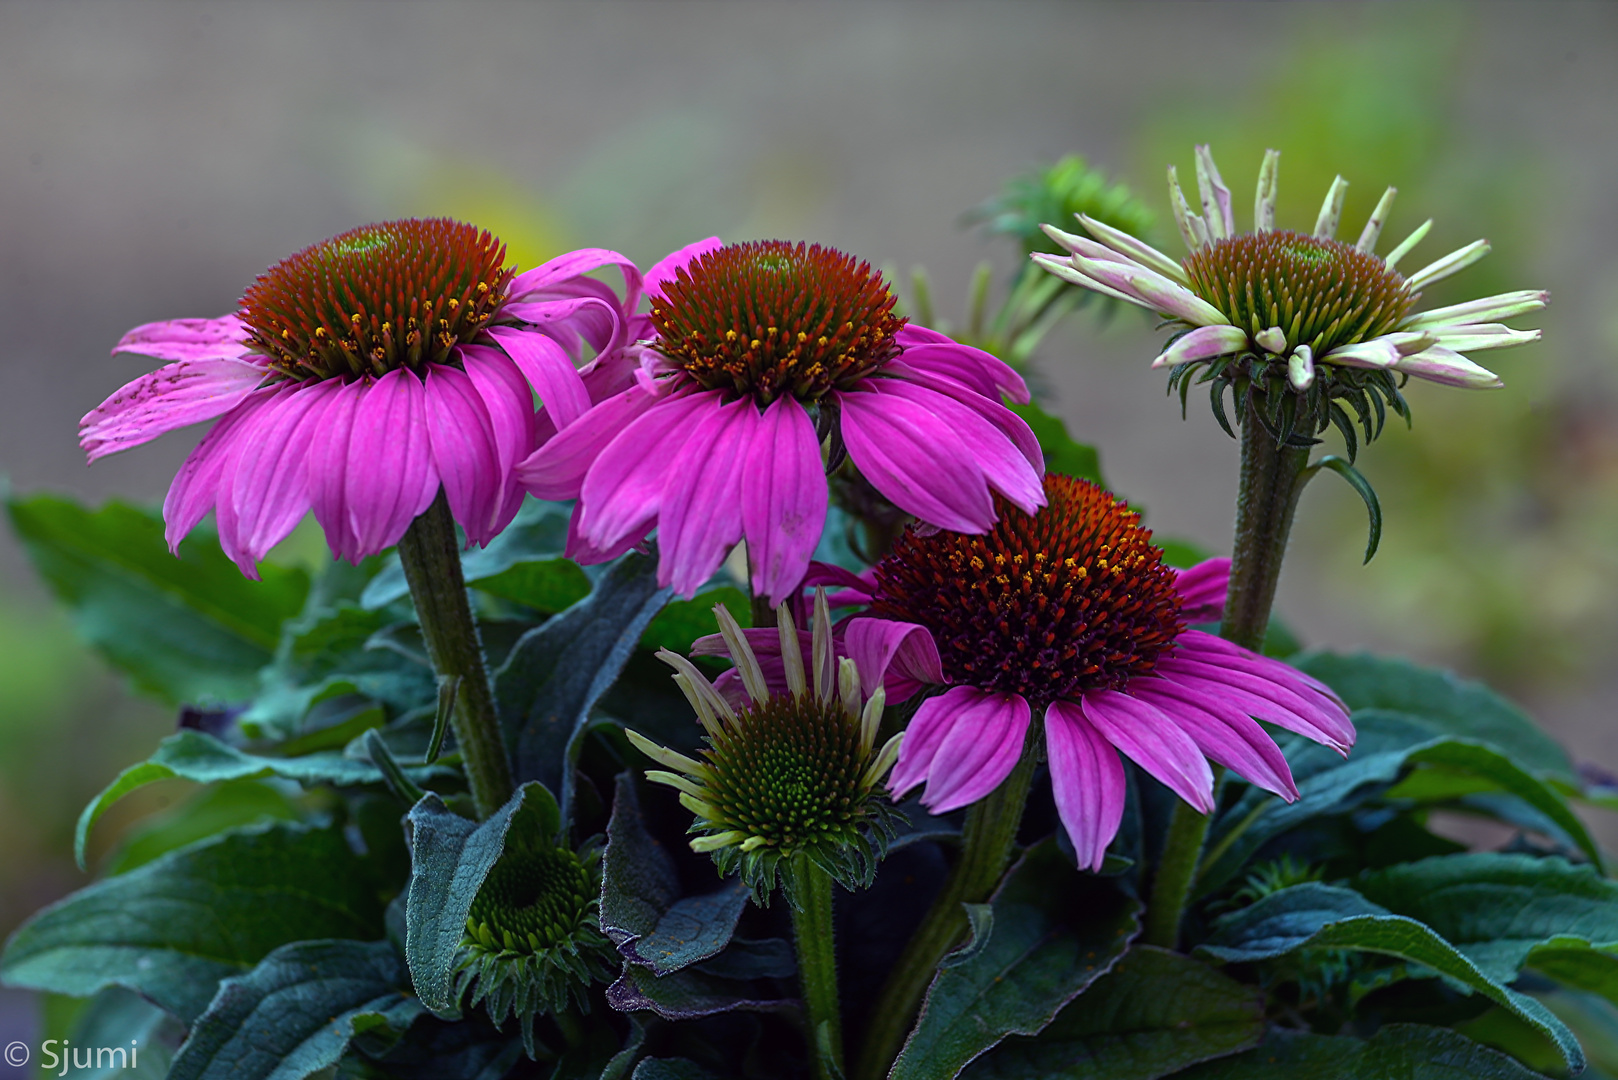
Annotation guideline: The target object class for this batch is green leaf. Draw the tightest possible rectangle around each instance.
[1357,853,1618,983]
[1198,884,1584,1072]
[495,550,669,823]
[1385,743,1603,868]
[1,821,384,1022]
[6,494,308,703]
[629,878,752,976]
[1291,652,1576,783]
[1313,455,1381,563]
[1172,1024,1555,1079]
[75,729,450,868]
[103,779,300,875]
[360,498,575,610]
[52,987,186,1079]
[168,940,422,1080]
[402,781,557,1017]
[633,1059,718,1080]
[1009,400,1104,484]
[962,946,1263,1079]
[890,839,1143,1080]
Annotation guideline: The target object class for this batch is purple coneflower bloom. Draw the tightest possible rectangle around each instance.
[1033,145,1546,392]
[516,239,1046,605]
[845,474,1355,870]
[80,219,642,576]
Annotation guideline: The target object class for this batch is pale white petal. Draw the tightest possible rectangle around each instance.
[1254,149,1281,232]
[1321,339,1401,370]
[1313,176,1349,239]
[1151,324,1250,369]
[1068,251,1227,326]
[1406,239,1491,290]
[1288,345,1316,390]
[1383,219,1432,271]
[1076,214,1190,284]
[1393,345,1502,388]
[1194,145,1235,241]
[1423,324,1542,352]
[1254,326,1288,353]
[1402,289,1549,330]
[1167,165,1209,251]
[1356,187,1398,253]
[1030,253,1147,307]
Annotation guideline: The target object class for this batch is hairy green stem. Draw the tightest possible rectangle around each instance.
[1144,390,1312,947]
[397,490,515,819]
[787,855,843,1080]
[854,732,1039,1080]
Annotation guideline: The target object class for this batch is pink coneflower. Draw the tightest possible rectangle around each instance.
[516,240,1046,606]
[80,219,642,576]
[845,474,1354,870]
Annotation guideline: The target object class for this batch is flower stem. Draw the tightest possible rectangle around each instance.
[854,732,1039,1080]
[397,490,515,819]
[787,854,843,1080]
[1144,390,1311,948]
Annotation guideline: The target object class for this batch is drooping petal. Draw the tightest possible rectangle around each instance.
[879,360,1042,470]
[742,395,827,606]
[575,389,718,552]
[1155,638,1354,753]
[657,397,751,597]
[836,386,996,533]
[1081,689,1215,813]
[1173,631,1348,715]
[461,344,540,537]
[226,378,339,562]
[1151,325,1251,370]
[1043,698,1127,871]
[517,384,662,501]
[508,248,643,309]
[844,617,945,704]
[923,690,1031,813]
[645,237,724,298]
[80,357,268,462]
[1174,557,1230,622]
[1032,253,1146,307]
[888,687,976,800]
[341,369,438,556]
[423,364,504,546]
[1065,250,1228,327]
[306,378,369,564]
[892,332,1031,404]
[1130,679,1298,800]
[161,385,280,553]
[866,378,1045,515]
[112,316,250,364]
[483,327,592,428]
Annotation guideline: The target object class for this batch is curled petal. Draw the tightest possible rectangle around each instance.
[1076,214,1189,284]
[483,327,592,428]
[893,330,1031,403]
[1066,251,1227,326]
[1151,325,1251,370]
[645,237,725,298]
[1402,289,1549,330]
[1406,239,1491,291]
[1194,144,1234,241]
[1356,186,1398,254]
[1313,176,1349,240]
[1031,253,1145,306]
[844,617,944,703]
[1174,557,1230,622]
[508,247,643,310]
[1044,699,1127,871]
[81,357,267,463]
[1392,346,1502,389]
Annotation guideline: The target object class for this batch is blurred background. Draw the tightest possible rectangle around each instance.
[1,0,1615,1055]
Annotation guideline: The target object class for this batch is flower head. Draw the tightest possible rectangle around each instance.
[517,238,1046,605]
[80,219,644,576]
[456,814,616,1055]
[1033,146,1547,449]
[627,594,903,903]
[848,474,1355,870]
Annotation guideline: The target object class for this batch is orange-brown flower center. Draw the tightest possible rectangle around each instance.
[869,475,1184,705]
[239,218,512,382]
[650,240,906,405]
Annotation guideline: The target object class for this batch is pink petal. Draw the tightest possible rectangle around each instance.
[226,379,339,562]
[1130,679,1297,800]
[80,357,267,462]
[742,396,827,606]
[517,384,662,501]
[461,345,540,537]
[1151,325,1251,369]
[893,333,1031,404]
[340,370,439,557]
[112,315,250,364]
[575,389,717,552]
[867,378,1045,514]
[1173,631,1346,712]
[508,248,643,311]
[881,361,1044,472]
[307,379,370,563]
[889,686,978,799]
[161,386,280,553]
[923,690,1031,812]
[1174,558,1230,622]
[805,562,877,606]
[564,501,646,566]
[483,327,592,429]
[1043,698,1127,871]
[836,386,997,533]
[657,397,752,596]
[423,364,503,546]
[1081,689,1215,813]
[844,618,945,703]
[644,237,724,298]
[499,295,623,359]
[1156,653,1353,751]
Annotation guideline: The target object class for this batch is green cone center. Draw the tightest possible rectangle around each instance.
[466,845,591,955]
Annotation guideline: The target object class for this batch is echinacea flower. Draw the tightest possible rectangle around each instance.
[845,474,1354,870]
[517,239,1046,605]
[80,218,643,576]
[1033,145,1546,446]
[626,594,903,902]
